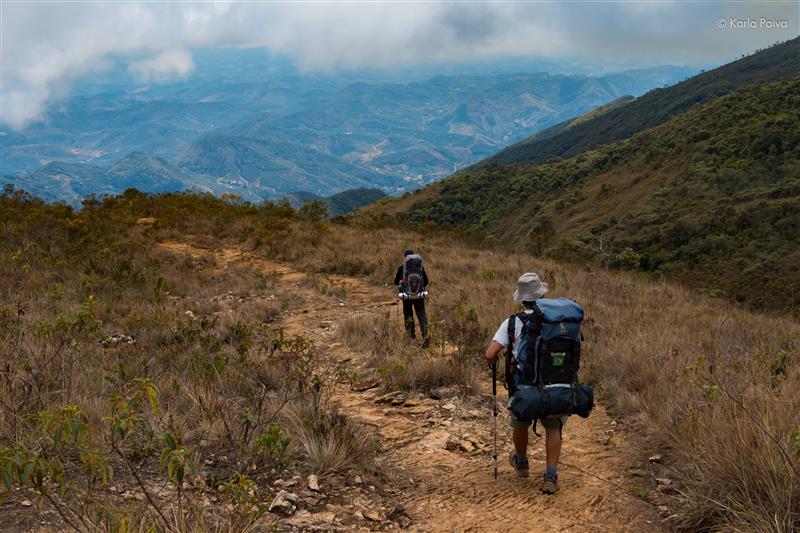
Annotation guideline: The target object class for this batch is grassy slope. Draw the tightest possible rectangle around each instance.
[477,37,800,168]
[380,78,800,311]
[2,191,798,530]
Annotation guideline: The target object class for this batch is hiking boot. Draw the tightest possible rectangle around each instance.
[541,473,559,494]
[421,336,430,348]
[508,451,529,478]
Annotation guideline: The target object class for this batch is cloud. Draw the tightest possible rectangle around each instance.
[129,50,194,82]
[1,1,797,129]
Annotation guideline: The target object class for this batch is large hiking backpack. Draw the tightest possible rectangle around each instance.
[504,297,593,420]
[399,254,427,300]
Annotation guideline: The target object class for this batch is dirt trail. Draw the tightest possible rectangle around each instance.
[159,242,667,533]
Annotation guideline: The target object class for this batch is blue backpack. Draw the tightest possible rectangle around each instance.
[504,298,592,427]
[505,297,584,392]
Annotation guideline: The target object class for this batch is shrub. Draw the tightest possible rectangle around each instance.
[607,247,641,270]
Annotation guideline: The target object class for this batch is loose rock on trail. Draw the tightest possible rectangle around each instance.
[159,242,669,532]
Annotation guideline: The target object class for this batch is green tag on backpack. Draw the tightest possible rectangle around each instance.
[551,352,566,367]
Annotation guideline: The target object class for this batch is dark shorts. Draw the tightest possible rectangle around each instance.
[507,401,568,430]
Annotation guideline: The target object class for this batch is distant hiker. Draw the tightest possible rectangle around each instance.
[394,249,430,346]
[484,273,591,494]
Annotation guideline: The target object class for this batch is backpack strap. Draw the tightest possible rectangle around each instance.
[504,314,518,395]
[529,302,548,390]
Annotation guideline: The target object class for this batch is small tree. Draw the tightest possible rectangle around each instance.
[298,200,329,222]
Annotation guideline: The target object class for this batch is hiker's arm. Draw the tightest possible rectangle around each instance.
[394,267,402,286]
[484,341,504,365]
[422,268,429,287]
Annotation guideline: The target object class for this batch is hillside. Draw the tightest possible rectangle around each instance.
[477,37,800,168]
[177,133,388,196]
[1,190,797,531]
[283,188,387,215]
[231,71,677,192]
[380,77,800,311]
[325,187,387,216]
[515,95,635,145]
[3,161,119,201]
[108,152,197,193]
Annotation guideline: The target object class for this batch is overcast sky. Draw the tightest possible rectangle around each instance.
[1,1,798,130]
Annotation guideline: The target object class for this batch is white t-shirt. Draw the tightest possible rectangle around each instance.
[492,309,535,362]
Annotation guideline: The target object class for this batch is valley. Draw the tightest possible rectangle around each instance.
[2,53,693,203]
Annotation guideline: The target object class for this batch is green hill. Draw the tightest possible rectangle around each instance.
[178,133,386,196]
[1,161,118,202]
[325,188,387,216]
[283,188,387,215]
[383,77,800,311]
[1,153,224,203]
[476,38,799,168]
[107,152,191,193]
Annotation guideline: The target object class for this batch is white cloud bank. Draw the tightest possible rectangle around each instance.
[1,1,797,129]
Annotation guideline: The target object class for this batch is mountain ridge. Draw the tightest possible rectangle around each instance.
[474,37,800,169]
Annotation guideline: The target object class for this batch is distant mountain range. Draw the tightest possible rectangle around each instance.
[374,38,800,311]
[1,52,694,203]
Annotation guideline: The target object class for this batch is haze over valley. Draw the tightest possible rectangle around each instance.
[2,50,695,203]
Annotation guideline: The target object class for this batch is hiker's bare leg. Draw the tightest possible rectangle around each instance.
[513,426,528,457]
[545,426,561,466]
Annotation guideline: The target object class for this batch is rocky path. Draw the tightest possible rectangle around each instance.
[159,242,670,533]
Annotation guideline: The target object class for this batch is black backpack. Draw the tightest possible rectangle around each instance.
[401,254,426,299]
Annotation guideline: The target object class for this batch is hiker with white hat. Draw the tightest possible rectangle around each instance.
[484,272,576,494]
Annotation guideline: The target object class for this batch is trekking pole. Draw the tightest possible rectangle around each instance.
[491,361,498,480]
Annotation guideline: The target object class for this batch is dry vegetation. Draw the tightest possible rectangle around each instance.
[1,188,799,532]
[274,212,800,532]
[0,190,378,531]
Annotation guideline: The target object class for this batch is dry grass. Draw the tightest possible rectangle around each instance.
[272,220,800,532]
[283,403,378,475]
[0,195,377,531]
[337,310,481,394]
[2,192,798,531]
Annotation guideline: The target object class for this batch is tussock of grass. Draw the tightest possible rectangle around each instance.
[284,404,377,475]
